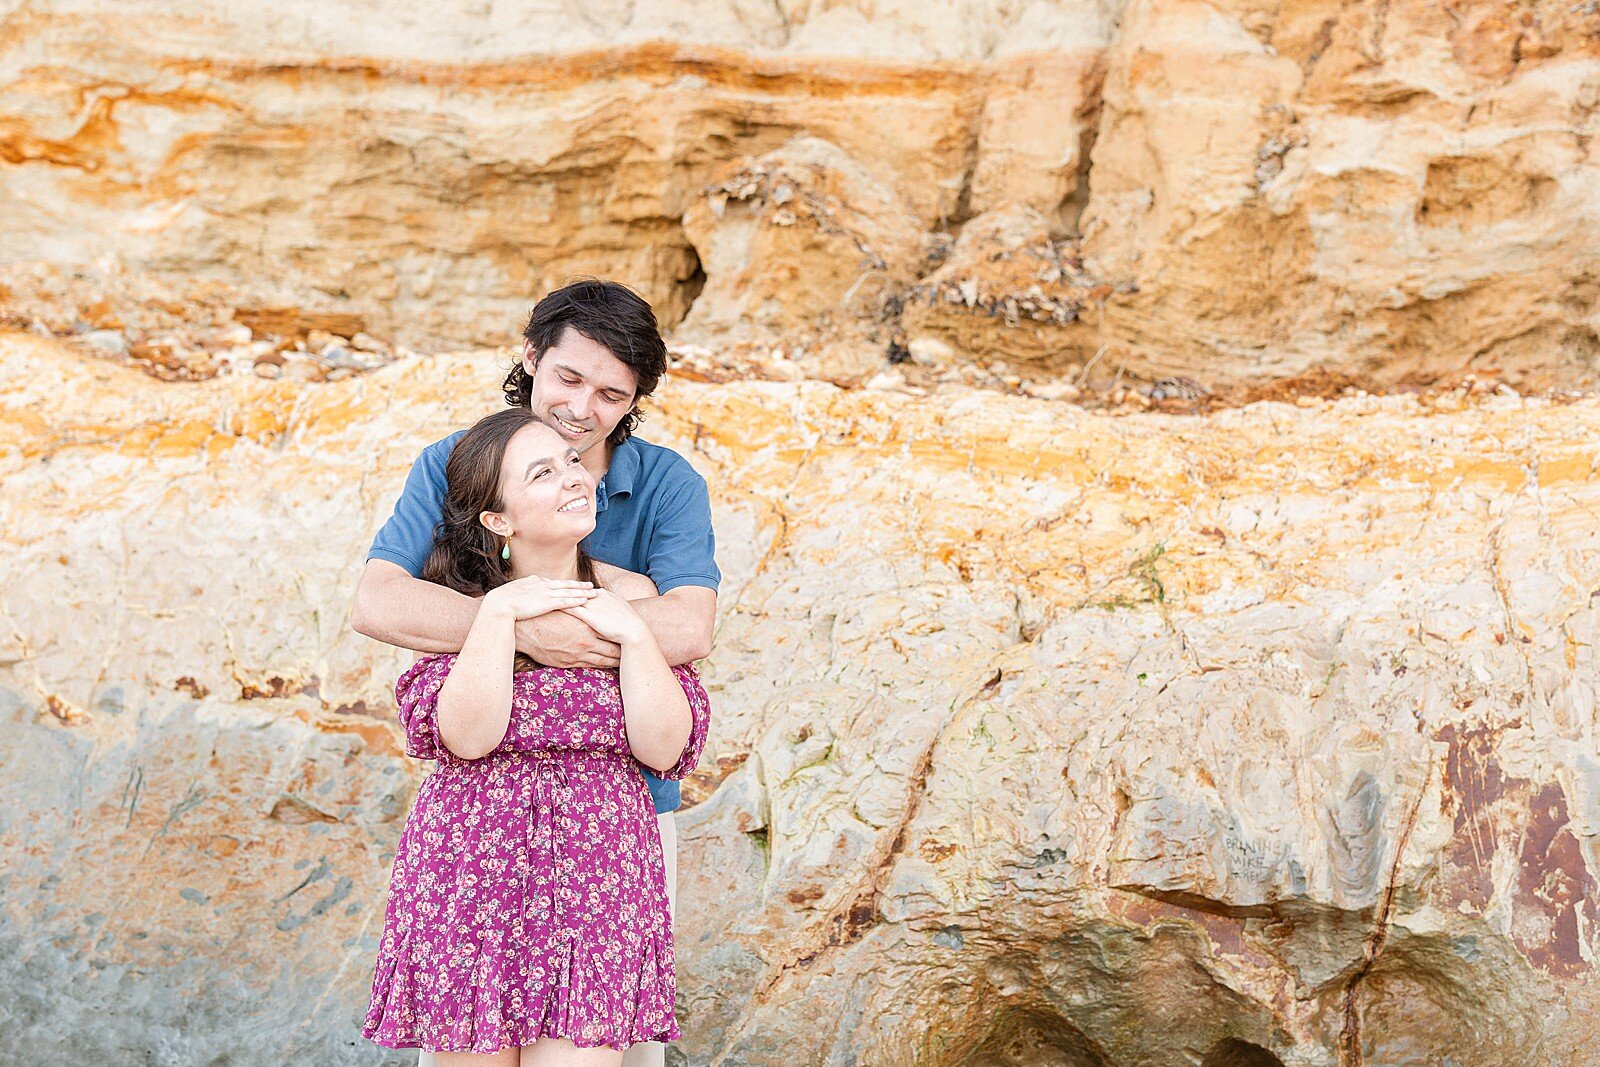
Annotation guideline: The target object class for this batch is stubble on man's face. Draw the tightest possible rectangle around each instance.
[522,328,639,463]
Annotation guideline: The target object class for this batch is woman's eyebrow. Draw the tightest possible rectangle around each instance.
[521,456,556,480]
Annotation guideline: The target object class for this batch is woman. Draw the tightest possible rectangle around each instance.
[363,408,710,1064]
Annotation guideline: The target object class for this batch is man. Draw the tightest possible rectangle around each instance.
[351,279,719,1066]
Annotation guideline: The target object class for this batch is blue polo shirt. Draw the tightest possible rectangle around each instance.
[368,431,720,813]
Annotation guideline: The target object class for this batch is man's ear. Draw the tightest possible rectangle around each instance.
[521,341,539,375]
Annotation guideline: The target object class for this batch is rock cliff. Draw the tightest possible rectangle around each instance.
[5,1,1600,1064]
[2,333,1596,1064]
[4,0,1599,389]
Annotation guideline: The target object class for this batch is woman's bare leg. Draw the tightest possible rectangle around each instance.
[519,1039,624,1066]
[435,1050,519,1067]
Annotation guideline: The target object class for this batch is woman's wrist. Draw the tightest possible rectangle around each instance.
[615,622,656,652]
[476,589,518,624]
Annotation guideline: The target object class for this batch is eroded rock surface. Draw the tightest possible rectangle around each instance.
[6,1,1600,1061]
[1080,0,1600,391]
[2,332,1596,1064]
[5,0,1599,390]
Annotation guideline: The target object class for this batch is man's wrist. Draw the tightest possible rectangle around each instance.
[512,615,548,656]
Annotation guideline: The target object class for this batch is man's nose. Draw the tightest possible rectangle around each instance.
[566,391,594,420]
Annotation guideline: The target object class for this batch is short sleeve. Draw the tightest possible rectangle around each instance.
[394,653,458,760]
[368,435,457,577]
[656,663,712,781]
[646,466,721,594]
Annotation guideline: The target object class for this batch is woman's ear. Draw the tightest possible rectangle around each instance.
[480,510,512,538]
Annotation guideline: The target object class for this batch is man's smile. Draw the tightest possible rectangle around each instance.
[552,413,590,437]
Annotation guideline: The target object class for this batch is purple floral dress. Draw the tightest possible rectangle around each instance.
[363,654,711,1053]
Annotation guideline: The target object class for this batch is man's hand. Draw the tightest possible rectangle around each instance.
[515,610,622,669]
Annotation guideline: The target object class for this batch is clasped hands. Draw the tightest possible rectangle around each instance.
[482,574,644,669]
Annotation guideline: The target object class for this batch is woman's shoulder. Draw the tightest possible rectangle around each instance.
[397,651,456,689]
[591,560,657,599]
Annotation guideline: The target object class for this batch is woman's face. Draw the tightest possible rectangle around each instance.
[483,421,597,545]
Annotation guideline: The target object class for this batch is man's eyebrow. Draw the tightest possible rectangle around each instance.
[552,362,632,396]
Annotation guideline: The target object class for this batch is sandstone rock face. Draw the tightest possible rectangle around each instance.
[0,1,1102,355]
[7,1,1596,389]
[1081,0,1600,390]
[677,135,926,384]
[3,332,1597,1064]
[6,0,1600,1063]
[902,206,1100,374]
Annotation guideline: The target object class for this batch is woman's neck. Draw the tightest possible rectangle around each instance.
[508,542,583,582]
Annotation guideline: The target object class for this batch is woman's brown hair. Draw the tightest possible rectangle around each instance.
[422,409,596,669]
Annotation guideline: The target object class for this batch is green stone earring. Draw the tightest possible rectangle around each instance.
[501,542,511,561]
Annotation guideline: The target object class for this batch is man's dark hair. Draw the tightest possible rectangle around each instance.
[502,278,668,446]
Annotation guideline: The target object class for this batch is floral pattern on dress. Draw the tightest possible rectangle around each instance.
[363,655,711,1053]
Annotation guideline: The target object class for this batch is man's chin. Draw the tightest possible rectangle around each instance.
[540,414,602,447]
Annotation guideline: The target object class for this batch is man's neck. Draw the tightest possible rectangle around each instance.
[580,439,613,483]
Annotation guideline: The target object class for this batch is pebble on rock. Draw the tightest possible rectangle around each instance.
[218,323,252,346]
[1025,381,1082,402]
[82,329,129,357]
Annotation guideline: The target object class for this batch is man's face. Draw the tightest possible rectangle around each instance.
[523,327,639,458]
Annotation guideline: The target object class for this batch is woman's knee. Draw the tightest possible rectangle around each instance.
[519,1037,624,1067]
[434,1048,520,1067]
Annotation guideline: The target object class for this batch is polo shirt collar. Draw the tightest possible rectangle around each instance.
[594,437,641,514]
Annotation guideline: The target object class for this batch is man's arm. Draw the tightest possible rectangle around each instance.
[351,559,478,654]
[352,559,624,668]
[628,455,721,666]
[627,585,716,666]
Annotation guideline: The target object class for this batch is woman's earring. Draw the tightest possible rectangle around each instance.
[501,542,511,561]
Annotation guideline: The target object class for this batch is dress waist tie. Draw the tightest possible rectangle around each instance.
[527,756,576,983]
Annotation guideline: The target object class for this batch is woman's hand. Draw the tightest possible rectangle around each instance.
[483,575,597,621]
[563,588,651,648]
